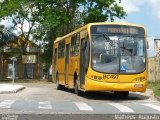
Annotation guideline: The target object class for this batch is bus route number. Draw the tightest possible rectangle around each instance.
[103,74,119,79]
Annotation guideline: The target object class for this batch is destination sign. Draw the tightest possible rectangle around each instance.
[91,25,145,36]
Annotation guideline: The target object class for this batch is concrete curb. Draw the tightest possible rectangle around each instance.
[0,84,25,94]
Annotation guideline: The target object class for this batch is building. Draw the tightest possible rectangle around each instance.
[154,39,160,81]
[148,39,160,82]
[0,36,43,80]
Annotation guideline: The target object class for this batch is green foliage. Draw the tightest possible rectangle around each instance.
[82,0,126,23]
[0,25,16,47]
[33,0,126,70]
[0,0,42,54]
[148,81,160,97]
[0,0,126,72]
[0,0,20,18]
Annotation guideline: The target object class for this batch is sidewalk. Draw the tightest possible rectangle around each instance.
[136,89,154,97]
[0,84,25,94]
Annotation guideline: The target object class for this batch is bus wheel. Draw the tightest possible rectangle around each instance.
[114,91,129,97]
[56,74,63,90]
[74,80,82,96]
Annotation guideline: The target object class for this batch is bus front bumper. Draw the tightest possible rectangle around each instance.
[85,79,147,92]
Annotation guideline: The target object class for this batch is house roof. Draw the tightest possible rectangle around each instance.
[4,35,39,48]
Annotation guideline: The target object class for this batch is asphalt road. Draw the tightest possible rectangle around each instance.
[0,81,160,120]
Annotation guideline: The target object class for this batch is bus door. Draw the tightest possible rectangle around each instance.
[80,40,85,87]
[54,48,57,81]
[65,44,70,86]
[80,39,90,87]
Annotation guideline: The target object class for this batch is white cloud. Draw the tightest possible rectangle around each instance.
[0,19,13,27]
[119,0,160,20]
[149,0,160,19]
[119,0,146,14]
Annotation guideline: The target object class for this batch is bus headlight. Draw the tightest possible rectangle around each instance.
[132,77,146,82]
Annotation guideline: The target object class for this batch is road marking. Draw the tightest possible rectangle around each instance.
[74,102,93,111]
[38,101,52,110]
[141,103,160,112]
[0,100,15,108]
[107,103,134,113]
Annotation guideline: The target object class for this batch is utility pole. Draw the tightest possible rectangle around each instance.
[10,57,17,86]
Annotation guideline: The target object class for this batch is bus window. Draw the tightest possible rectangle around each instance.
[58,40,65,58]
[91,35,119,73]
[71,33,80,56]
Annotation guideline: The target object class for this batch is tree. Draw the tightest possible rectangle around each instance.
[0,0,20,18]
[0,0,41,78]
[33,0,126,71]
[0,0,40,53]
[0,25,16,47]
[34,0,126,35]
[0,0,126,78]
[0,25,17,79]
[82,0,126,24]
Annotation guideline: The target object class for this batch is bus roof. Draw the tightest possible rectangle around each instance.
[54,22,146,43]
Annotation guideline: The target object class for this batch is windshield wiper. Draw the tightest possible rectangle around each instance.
[102,33,113,46]
[94,33,113,46]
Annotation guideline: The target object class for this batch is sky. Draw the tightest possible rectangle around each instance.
[0,0,159,57]
[116,0,160,57]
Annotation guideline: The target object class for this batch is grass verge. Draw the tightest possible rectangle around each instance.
[148,81,160,97]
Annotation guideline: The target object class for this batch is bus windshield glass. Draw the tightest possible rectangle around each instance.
[90,25,146,74]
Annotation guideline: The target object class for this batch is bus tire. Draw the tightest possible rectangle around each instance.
[74,80,83,96]
[56,73,63,90]
[114,91,129,97]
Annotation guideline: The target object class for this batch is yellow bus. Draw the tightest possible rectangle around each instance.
[53,22,148,96]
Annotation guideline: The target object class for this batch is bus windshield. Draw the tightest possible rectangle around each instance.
[91,34,146,74]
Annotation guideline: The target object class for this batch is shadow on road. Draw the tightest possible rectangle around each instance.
[81,91,149,101]
[59,88,149,101]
